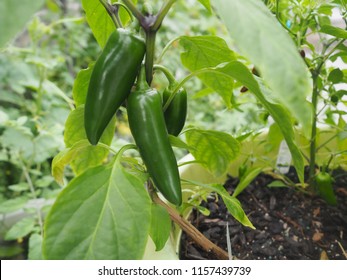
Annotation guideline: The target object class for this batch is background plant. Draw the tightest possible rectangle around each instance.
[262,0,347,200]
[0,0,99,259]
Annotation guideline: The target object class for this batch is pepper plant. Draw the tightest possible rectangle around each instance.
[41,0,346,260]
[260,0,347,204]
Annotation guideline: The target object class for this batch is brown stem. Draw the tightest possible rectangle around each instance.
[152,193,229,260]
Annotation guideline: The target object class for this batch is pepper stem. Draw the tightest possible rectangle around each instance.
[113,2,134,22]
[136,65,150,91]
[145,31,156,85]
[153,64,177,86]
[122,0,145,22]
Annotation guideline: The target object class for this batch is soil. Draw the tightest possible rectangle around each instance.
[180,167,347,260]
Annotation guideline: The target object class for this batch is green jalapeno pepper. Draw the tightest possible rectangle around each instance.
[127,68,182,205]
[85,29,146,145]
[162,86,187,136]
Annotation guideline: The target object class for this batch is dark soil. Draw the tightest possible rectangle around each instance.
[180,167,347,260]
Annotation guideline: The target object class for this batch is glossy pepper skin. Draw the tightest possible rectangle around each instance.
[127,72,182,206]
[162,87,187,136]
[84,29,145,145]
[315,172,337,206]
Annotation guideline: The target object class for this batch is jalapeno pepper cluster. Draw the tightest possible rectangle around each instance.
[84,30,186,205]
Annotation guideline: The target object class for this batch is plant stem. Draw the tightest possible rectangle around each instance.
[97,142,122,155]
[308,73,319,184]
[152,0,177,31]
[122,0,144,22]
[308,38,346,184]
[316,133,338,152]
[158,36,181,62]
[123,1,177,85]
[19,159,44,236]
[153,64,177,86]
[113,2,134,22]
[178,160,200,167]
[152,193,229,260]
[276,0,295,36]
[145,31,156,84]
[99,0,121,28]
[163,67,214,111]
[36,67,45,116]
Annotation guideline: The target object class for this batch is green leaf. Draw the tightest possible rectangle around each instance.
[8,183,30,192]
[0,245,24,258]
[0,126,34,160]
[203,183,254,229]
[149,204,171,252]
[195,205,210,216]
[35,176,54,188]
[0,110,9,124]
[0,0,45,48]
[169,135,190,150]
[81,0,115,48]
[52,140,90,185]
[186,129,240,176]
[33,133,61,163]
[180,36,235,107]
[266,123,284,152]
[197,0,212,12]
[317,4,334,16]
[28,233,43,260]
[321,25,347,39]
[72,64,94,107]
[328,68,344,84]
[43,161,151,259]
[267,181,288,188]
[213,61,305,183]
[5,217,36,241]
[64,105,115,175]
[233,167,263,197]
[214,0,313,131]
[0,197,28,214]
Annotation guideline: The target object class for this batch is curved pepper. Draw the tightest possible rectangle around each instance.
[162,86,187,136]
[127,69,182,205]
[84,29,145,145]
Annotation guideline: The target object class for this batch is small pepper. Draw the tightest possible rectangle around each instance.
[315,172,337,206]
[154,65,187,136]
[162,86,187,136]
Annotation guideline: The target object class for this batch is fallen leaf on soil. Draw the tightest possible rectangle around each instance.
[336,188,347,196]
[204,218,221,223]
[313,221,322,228]
[313,232,324,242]
[313,208,320,217]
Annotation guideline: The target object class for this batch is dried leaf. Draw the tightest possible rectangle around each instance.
[313,208,320,218]
[337,188,347,196]
[313,221,323,228]
[204,218,222,224]
[313,232,324,242]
